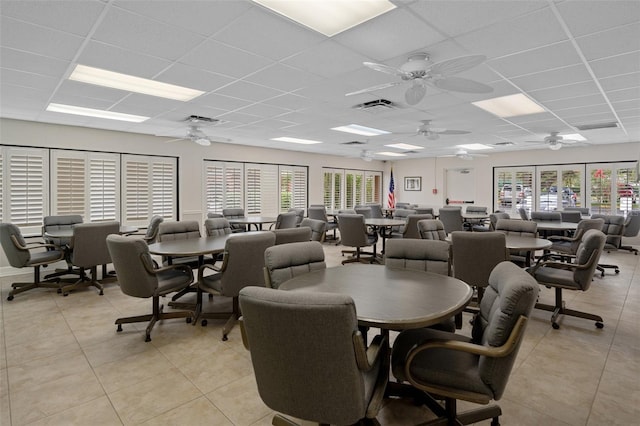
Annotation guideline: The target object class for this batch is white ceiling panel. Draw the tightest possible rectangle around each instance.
[1,0,638,159]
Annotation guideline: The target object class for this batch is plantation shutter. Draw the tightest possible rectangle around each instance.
[89,155,119,221]
[6,147,48,233]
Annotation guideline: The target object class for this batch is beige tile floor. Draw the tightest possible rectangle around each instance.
[1,239,639,425]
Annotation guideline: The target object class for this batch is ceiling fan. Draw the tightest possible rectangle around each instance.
[402,119,471,140]
[345,53,493,105]
[163,116,231,146]
[526,132,581,150]
[440,149,488,160]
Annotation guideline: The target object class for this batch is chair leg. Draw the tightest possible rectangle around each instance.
[60,266,105,296]
[620,244,638,255]
[199,295,240,341]
[597,263,620,276]
[535,287,604,329]
[115,295,192,342]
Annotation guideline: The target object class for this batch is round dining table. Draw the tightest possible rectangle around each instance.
[280,264,472,331]
[43,224,139,239]
[227,216,277,230]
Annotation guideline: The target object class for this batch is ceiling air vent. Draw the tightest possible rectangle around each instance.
[353,99,396,113]
[186,115,219,124]
[575,121,618,131]
[493,141,514,146]
[341,141,367,145]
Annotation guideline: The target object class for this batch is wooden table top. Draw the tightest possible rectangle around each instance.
[534,221,579,231]
[227,216,277,225]
[280,264,472,330]
[364,218,407,227]
[44,225,139,239]
[148,235,230,257]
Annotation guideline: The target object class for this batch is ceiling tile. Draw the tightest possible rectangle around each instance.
[589,51,640,79]
[600,72,640,92]
[488,41,582,78]
[0,16,85,60]
[510,64,592,92]
[556,0,640,38]
[0,68,59,92]
[1,47,70,79]
[190,92,252,112]
[180,40,274,79]
[156,64,234,92]
[215,80,284,103]
[606,86,640,103]
[76,41,173,78]
[576,22,640,61]
[542,93,609,111]
[244,63,323,93]
[283,40,370,79]
[528,80,600,102]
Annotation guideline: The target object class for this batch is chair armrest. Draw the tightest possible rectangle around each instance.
[239,317,250,350]
[197,262,222,281]
[141,253,192,277]
[11,236,57,252]
[548,235,574,242]
[353,332,387,372]
[405,316,528,374]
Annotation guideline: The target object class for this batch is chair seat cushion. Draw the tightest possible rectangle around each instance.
[391,328,492,396]
[156,268,193,296]
[199,272,223,294]
[28,249,64,266]
[528,266,579,290]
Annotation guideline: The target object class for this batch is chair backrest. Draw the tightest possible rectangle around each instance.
[70,221,120,268]
[42,214,84,246]
[414,207,434,216]
[418,219,447,240]
[572,229,606,290]
[366,204,384,218]
[489,212,510,231]
[204,218,232,237]
[275,211,299,229]
[218,231,276,297]
[239,286,375,425]
[403,214,434,238]
[264,241,326,288]
[337,214,370,247]
[590,214,625,248]
[624,211,640,237]
[354,206,372,218]
[300,218,326,242]
[560,211,582,223]
[307,206,328,222]
[471,261,539,399]
[466,206,488,214]
[518,208,530,221]
[392,208,417,233]
[144,215,164,243]
[0,223,30,267]
[531,211,562,222]
[561,218,605,254]
[451,231,509,289]
[384,239,450,275]
[222,208,245,219]
[207,212,224,218]
[287,208,305,225]
[438,208,464,234]
[564,207,590,215]
[338,209,357,215]
[157,220,201,241]
[272,227,311,245]
[106,234,159,298]
[495,218,537,237]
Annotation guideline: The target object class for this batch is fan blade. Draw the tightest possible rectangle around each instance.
[164,138,185,144]
[364,62,411,78]
[405,84,426,105]
[429,55,486,76]
[438,129,471,135]
[433,76,493,93]
[346,81,403,96]
[208,136,232,143]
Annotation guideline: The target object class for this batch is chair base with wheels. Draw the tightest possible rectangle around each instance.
[116,294,192,342]
[536,287,604,330]
[596,263,620,276]
[7,263,64,301]
[60,266,112,296]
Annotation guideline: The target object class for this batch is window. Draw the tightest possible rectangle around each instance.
[323,168,382,210]
[587,162,637,215]
[494,167,534,215]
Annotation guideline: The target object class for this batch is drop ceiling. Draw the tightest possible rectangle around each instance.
[1,0,639,160]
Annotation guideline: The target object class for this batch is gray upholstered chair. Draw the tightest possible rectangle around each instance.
[300,217,326,242]
[106,234,193,342]
[287,207,305,226]
[239,286,388,426]
[222,207,246,232]
[531,211,563,238]
[450,231,509,308]
[621,211,640,254]
[393,213,433,239]
[414,207,434,216]
[206,212,224,218]
[438,207,464,234]
[354,205,372,218]
[156,220,202,267]
[263,241,326,289]
[391,261,538,425]
[65,221,120,296]
[489,212,510,231]
[547,218,604,260]
[591,214,624,275]
[41,214,84,279]
[527,229,606,329]
[271,211,298,230]
[272,227,311,245]
[143,215,164,244]
[337,214,378,264]
[307,206,337,241]
[494,218,539,266]
[395,202,412,209]
[366,204,385,218]
[204,217,232,237]
[391,208,417,234]
[564,206,590,215]
[418,219,447,241]
[518,207,530,221]
[1,223,67,300]
[560,210,582,223]
[194,231,275,340]
[465,206,489,231]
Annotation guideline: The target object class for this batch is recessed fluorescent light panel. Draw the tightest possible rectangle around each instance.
[331,124,391,136]
[46,103,149,123]
[560,133,587,141]
[271,136,323,145]
[457,144,493,150]
[472,93,545,118]
[385,143,424,150]
[376,151,407,157]
[252,0,396,37]
[69,65,204,101]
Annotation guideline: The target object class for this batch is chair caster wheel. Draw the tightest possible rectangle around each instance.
[186,317,192,324]
[99,290,104,295]
[491,418,500,426]
[63,292,69,297]
[222,335,228,341]
[596,322,604,329]
[552,322,560,330]
[615,269,620,274]
[57,288,62,293]
[117,324,123,332]
[145,335,151,342]
[7,295,14,301]
[201,319,208,326]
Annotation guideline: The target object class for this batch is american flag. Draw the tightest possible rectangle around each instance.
[387,168,395,209]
